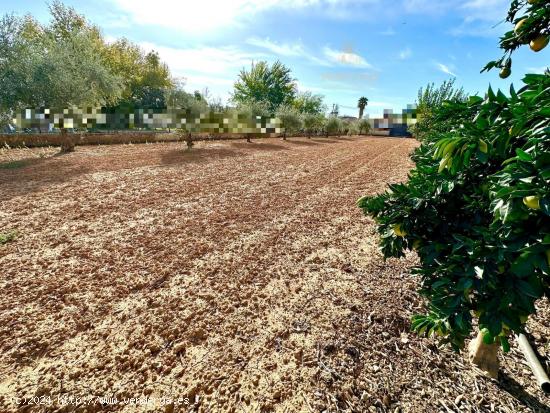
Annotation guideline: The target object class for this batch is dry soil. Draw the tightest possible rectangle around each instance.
[0,136,548,413]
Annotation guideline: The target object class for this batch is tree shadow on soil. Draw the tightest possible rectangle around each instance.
[498,372,550,412]
[312,139,340,144]
[0,154,91,203]
[229,141,288,151]
[285,140,319,146]
[159,147,243,167]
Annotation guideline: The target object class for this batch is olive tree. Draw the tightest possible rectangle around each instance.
[276,104,302,140]
[325,116,342,136]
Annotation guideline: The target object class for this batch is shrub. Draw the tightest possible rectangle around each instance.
[302,113,321,138]
[0,160,27,169]
[316,116,327,136]
[342,119,356,135]
[357,118,371,135]
[409,79,468,141]
[325,116,342,136]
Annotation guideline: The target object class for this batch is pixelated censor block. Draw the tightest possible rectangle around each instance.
[14,107,283,134]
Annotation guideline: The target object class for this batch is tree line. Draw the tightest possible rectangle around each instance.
[0,1,372,137]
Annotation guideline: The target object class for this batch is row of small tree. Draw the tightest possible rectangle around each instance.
[276,108,371,139]
[177,111,371,149]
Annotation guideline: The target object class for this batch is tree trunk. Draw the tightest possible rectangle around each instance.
[185,132,193,149]
[60,128,75,153]
[282,132,286,141]
[468,330,499,378]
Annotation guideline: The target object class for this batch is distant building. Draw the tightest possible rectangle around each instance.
[366,105,417,137]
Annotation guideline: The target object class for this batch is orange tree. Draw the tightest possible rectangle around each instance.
[358,0,549,352]
[483,0,548,78]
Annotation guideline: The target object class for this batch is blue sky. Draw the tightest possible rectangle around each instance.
[2,0,549,117]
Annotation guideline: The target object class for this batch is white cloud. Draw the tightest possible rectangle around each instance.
[398,0,509,37]
[450,0,509,36]
[135,41,267,104]
[460,0,509,22]
[526,66,549,74]
[136,40,376,105]
[246,37,305,57]
[111,0,382,33]
[323,47,373,68]
[108,0,508,36]
[101,14,131,29]
[182,75,235,104]
[246,37,331,66]
[399,48,412,60]
[436,62,457,77]
[139,41,266,75]
[104,35,118,44]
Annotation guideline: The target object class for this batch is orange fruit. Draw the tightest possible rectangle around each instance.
[499,67,511,79]
[530,36,549,52]
[523,195,540,210]
[514,19,527,35]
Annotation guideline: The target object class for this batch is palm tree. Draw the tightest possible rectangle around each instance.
[357,96,369,119]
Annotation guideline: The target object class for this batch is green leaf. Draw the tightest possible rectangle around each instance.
[510,84,517,100]
[469,96,484,104]
[487,86,496,101]
[496,90,508,104]
[481,328,494,344]
[500,336,510,353]
[517,280,541,298]
[515,148,533,162]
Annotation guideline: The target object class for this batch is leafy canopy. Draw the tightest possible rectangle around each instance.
[293,91,326,115]
[360,74,550,350]
[231,60,297,113]
[0,0,178,125]
[276,104,303,135]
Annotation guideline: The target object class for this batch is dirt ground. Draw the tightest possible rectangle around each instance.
[0,136,549,413]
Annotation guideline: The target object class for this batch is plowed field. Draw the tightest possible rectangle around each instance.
[0,136,548,412]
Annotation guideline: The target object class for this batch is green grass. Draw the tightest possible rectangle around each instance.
[0,231,17,245]
[0,160,28,169]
